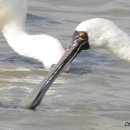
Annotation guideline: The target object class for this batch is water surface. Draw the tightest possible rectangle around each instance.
[0,0,130,130]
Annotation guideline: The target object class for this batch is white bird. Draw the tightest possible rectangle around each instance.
[21,18,130,109]
[75,18,130,62]
[0,0,65,70]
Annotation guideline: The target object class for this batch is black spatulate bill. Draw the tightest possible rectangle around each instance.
[20,31,89,109]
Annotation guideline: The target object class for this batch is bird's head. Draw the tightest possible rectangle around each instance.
[21,18,121,109]
[72,31,90,50]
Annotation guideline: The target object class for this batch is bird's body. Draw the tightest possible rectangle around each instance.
[0,0,65,69]
[76,18,130,62]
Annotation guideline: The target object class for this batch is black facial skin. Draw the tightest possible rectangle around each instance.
[72,31,90,50]
[20,31,90,109]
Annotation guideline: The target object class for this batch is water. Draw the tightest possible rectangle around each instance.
[0,0,130,129]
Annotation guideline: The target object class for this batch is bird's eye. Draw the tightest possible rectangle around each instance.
[79,32,88,41]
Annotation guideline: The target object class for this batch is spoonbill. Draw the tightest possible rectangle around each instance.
[20,18,130,109]
[0,0,65,70]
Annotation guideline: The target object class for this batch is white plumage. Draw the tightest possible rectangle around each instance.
[76,18,130,62]
[0,0,65,69]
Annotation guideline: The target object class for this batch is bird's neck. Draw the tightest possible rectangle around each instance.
[91,26,130,62]
[2,20,25,35]
[105,28,130,62]
[1,0,28,49]
[2,22,29,56]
